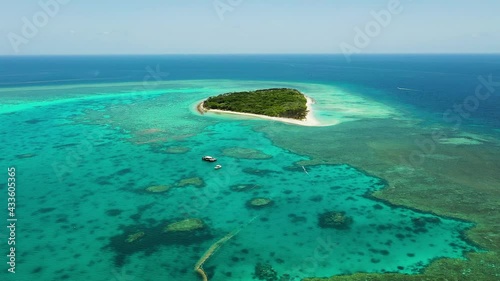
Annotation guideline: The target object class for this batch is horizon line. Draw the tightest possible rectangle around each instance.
[2,52,500,57]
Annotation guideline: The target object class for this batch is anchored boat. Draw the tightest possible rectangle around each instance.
[202,156,217,162]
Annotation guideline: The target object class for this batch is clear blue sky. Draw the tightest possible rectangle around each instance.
[1,0,499,55]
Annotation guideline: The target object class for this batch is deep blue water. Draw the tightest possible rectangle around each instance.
[1,54,500,128]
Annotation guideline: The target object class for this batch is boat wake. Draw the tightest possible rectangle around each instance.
[397,87,421,92]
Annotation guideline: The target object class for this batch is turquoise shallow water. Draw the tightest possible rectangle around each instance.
[0,80,478,281]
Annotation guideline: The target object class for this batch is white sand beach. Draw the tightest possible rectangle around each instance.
[197,96,331,126]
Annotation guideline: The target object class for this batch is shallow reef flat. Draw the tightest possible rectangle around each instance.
[259,117,500,280]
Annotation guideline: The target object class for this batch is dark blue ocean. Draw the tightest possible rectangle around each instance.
[1,55,500,127]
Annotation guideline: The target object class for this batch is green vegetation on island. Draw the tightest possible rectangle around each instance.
[203,88,308,120]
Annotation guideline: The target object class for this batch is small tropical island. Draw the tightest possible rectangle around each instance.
[198,88,322,126]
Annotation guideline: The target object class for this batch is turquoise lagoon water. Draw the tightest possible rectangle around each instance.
[0,79,479,281]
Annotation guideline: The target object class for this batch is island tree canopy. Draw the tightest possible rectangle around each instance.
[203,88,308,120]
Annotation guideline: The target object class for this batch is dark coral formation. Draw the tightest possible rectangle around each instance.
[411,216,441,228]
[254,262,278,281]
[105,217,212,267]
[125,231,145,243]
[243,167,278,176]
[410,216,441,234]
[222,147,272,159]
[318,211,353,229]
